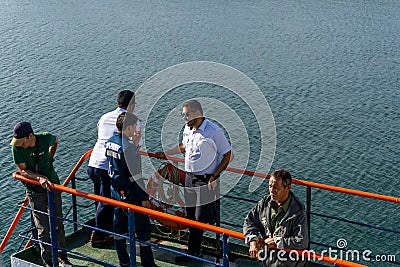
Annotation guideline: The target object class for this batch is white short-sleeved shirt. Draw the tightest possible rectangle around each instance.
[88,107,142,170]
[182,119,231,175]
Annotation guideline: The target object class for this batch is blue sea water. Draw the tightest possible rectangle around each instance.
[0,0,399,266]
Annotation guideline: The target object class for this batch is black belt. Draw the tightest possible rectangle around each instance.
[191,173,219,181]
[192,173,211,179]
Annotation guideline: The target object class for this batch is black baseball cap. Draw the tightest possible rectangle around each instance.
[10,122,33,146]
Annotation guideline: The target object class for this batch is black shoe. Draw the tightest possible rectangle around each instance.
[58,254,73,267]
[90,233,114,248]
[44,261,53,267]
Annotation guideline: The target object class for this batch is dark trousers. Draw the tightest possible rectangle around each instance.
[87,167,114,235]
[184,173,217,254]
[111,188,154,267]
[27,191,67,263]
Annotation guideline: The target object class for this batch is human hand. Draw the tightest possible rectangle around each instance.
[264,237,276,249]
[38,176,53,191]
[249,240,260,259]
[141,200,151,208]
[208,175,218,190]
[131,128,142,146]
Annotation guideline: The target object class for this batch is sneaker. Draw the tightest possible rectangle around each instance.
[58,254,73,267]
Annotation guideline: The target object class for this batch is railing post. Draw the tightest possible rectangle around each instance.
[216,185,221,253]
[71,175,78,232]
[128,210,136,267]
[306,186,311,250]
[47,190,59,267]
[222,234,229,267]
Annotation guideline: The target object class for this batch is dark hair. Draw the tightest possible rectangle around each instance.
[116,112,138,132]
[117,90,135,109]
[182,99,203,115]
[271,169,292,187]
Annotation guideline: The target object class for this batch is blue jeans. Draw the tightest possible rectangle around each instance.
[87,167,114,235]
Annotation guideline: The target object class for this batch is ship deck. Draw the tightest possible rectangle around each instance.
[11,220,327,267]
[10,220,262,267]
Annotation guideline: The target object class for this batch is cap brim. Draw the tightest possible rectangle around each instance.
[10,137,25,147]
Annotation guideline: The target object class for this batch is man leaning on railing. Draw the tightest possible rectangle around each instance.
[10,122,72,267]
[243,169,309,267]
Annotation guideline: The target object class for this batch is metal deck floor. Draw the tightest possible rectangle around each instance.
[11,224,261,267]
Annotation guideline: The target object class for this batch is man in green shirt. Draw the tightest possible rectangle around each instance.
[11,122,72,267]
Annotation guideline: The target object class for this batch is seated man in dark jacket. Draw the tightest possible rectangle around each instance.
[243,169,309,267]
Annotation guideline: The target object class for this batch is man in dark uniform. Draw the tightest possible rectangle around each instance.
[105,112,156,267]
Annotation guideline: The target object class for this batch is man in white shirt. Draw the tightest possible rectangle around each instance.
[87,90,141,247]
[158,99,232,261]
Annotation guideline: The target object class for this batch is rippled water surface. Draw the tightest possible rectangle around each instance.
[1,0,399,265]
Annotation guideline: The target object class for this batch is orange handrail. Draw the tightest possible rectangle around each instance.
[2,150,394,267]
[0,150,92,253]
[21,149,93,249]
[0,198,29,253]
[319,255,367,267]
[141,152,272,179]
[292,179,399,203]
[271,248,368,267]
[13,173,243,240]
[62,149,92,186]
[13,173,367,267]
[287,249,367,267]
[142,151,399,204]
